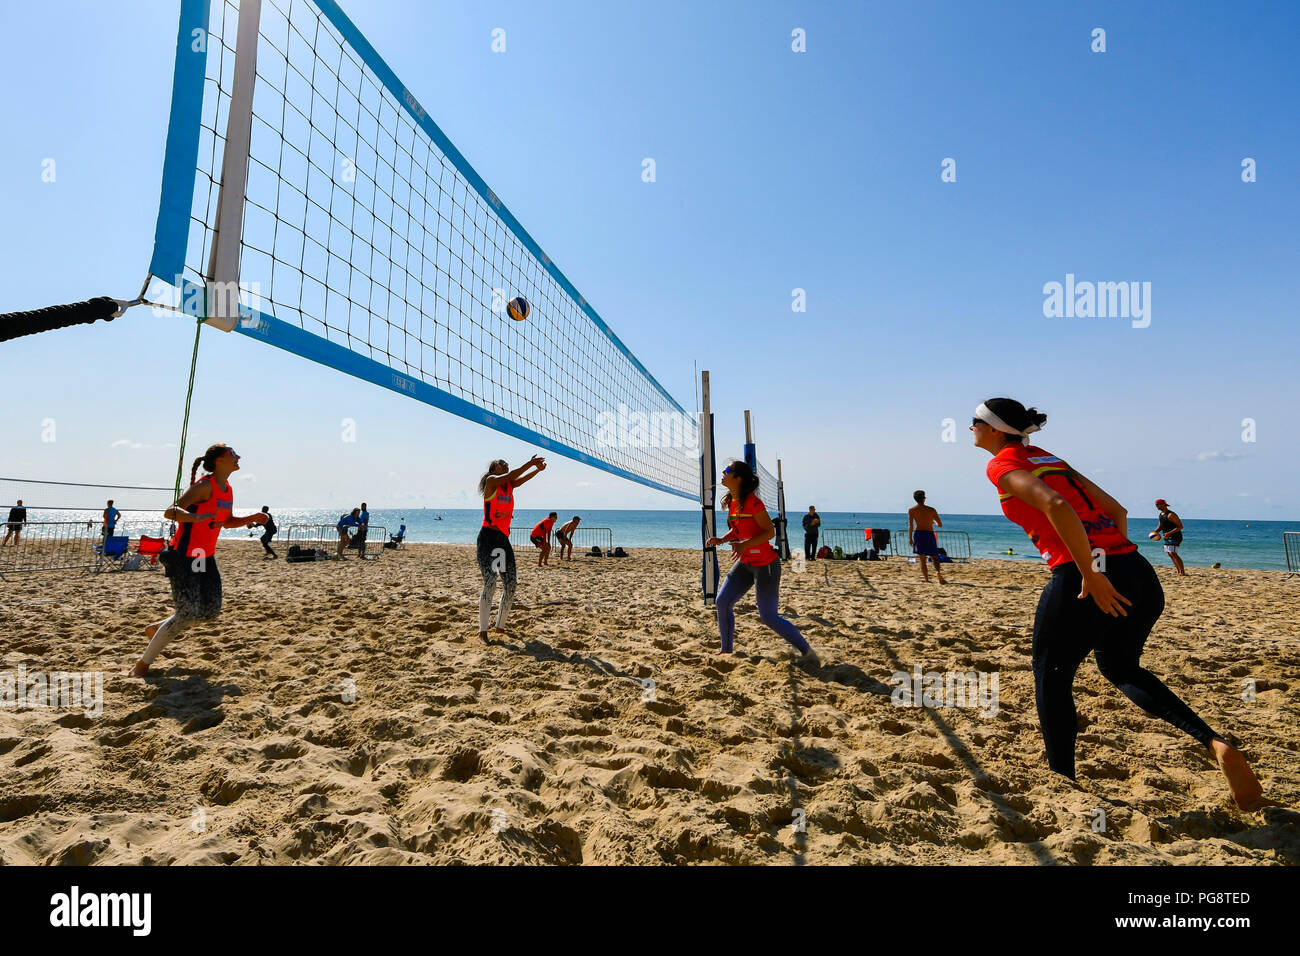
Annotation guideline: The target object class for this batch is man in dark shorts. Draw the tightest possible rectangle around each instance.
[531,511,557,566]
[908,490,945,584]
[102,499,120,540]
[1152,498,1186,576]
[802,506,821,560]
[555,515,580,561]
[3,500,27,546]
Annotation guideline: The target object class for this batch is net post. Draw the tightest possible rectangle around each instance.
[776,458,790,560]
[204,0,263,332]
[700,371,718,606]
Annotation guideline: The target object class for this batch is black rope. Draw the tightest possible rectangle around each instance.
[0,297,118,343]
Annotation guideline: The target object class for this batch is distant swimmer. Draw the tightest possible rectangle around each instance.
[477,455,545,643]
[705,460,819,666]
[908,490,945,584]
[131,443,268,677]
[531,511,557,566]
[1153,498,1186,577]
[556,515,581,561]
[972,398,1272,810]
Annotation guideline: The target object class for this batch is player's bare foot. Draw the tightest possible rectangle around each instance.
[144,623,159,640]
[129,660,149,678]
[479,630,490,644]
[1211,739,1276,810]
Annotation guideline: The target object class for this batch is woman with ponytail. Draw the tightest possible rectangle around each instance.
[130,443,267,677]
[971,398,1272,810]
[477,454,546,644]
[706,460,819,665]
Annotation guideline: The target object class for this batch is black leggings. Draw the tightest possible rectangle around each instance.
[1032,551,1219,778]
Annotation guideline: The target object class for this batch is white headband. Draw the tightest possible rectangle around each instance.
[975,402,1041,437]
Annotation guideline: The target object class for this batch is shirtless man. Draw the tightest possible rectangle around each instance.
[556,515,581,561]
[908,490,945,584]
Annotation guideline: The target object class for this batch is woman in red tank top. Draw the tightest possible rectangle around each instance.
[973,397,1271,810]
[705,460,818,665]
[130,443,268,677]
[476,454,546,644]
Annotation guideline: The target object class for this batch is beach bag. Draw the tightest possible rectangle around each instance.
[122,553,143,571]
[817,546,831,559]
[833,546,843,559]
[612,547,628,558]
[589,546,602,557]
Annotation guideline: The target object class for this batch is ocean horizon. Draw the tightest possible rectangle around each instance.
[20,506,1299,573]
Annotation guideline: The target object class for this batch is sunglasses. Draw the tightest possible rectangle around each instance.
[971,418,986,427]
[722,466,733,476]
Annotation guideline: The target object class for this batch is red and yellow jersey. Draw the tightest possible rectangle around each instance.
[986,443,1135,569]
[727,493,779,567]
[482,480,514,534]
[169,474,233,559]
[532,516,555,539]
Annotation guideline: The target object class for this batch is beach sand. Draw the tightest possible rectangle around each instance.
[1,542,1296,865]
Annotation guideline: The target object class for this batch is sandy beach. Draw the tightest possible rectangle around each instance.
[1,542,1296,865]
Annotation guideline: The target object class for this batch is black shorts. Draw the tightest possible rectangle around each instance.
[530,535,546,547]
[162,552,223,622]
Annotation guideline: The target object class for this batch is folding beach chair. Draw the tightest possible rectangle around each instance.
[136,535,166,570]
[93,535,130,572]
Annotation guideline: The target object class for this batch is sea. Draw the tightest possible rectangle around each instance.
[28,506,1297,573]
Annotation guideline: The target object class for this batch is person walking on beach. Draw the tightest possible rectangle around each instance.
[706,461,819,666]
[478,455,546,643]
[102,499,119,539]
[531,511,557,566]
[1152,498,1186,576]
[2,500,26,546]
[130,443,267,677]
[908,490,945,584]
[971,397,1271,810]
[802,506,821,561]
[258,505,278,559]
[556,515,581,561]
[337,508,360,557]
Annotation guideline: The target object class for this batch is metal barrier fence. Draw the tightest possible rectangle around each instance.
[895,529,972,561]
[807,528,972,562]
[1285,532,1300,579]
[0,520,175,579]
[509,526,614,554]
[283,524,389,560]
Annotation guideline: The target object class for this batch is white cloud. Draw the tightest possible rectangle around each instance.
[1195,450,1243,462]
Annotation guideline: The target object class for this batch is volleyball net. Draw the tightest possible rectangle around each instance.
[145,0,697,498]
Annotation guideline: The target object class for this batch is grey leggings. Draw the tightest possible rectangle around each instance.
[477,527,516,632]
[142,554,222,665]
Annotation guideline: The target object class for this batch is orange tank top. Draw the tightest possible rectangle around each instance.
[482,480,514,534]
[170,474,233,559]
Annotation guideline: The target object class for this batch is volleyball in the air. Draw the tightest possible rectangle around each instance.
[1148,531,1160,540]
[507,296,530,321]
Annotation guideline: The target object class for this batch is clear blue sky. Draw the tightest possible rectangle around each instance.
[2,0,1297,518]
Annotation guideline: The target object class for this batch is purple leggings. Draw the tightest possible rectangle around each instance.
[716,560,809,654]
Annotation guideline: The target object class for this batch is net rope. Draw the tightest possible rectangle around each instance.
[158,0,696,496]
